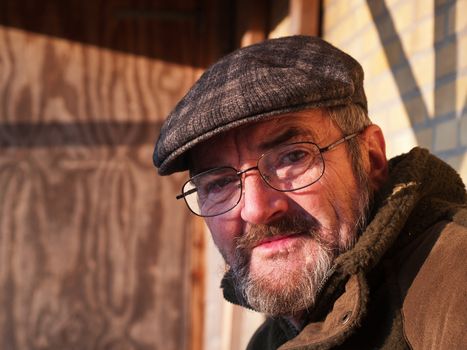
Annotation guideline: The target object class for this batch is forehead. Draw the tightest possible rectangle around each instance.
[189,108,334,171]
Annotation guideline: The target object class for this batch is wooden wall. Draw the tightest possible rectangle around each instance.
[0,1,231,349]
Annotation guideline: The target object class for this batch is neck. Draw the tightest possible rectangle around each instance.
[285,311,307,331]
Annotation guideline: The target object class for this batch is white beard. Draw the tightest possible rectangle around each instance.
[240,237,334,316]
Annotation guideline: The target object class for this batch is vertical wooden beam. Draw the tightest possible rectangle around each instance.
[187,217,206,350]
[235,0,269,47]
[290,0,321,36]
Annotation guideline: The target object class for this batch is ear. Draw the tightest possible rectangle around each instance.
[360,125,388,191]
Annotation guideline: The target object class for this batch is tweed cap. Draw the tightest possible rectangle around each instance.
[154,35,367,175]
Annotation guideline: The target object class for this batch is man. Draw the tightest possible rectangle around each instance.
[154,36,467,349]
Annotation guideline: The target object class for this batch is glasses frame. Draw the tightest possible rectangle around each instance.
[176,132,360,217]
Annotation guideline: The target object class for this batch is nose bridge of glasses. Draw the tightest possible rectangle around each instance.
[237,164,277,192]
[237,165,260,178]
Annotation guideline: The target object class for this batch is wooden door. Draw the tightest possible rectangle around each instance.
[0,1,231,349]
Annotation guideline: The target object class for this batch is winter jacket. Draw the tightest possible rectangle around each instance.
[221,148,467,349]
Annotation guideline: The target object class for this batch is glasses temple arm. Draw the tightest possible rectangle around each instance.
[176,187,198,200]
[320,132,359,152]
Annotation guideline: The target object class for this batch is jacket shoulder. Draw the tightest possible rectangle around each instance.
[398,218,467,349]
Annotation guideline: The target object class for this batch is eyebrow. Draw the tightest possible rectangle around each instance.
[258,127,315,151]
[190,125,318,175]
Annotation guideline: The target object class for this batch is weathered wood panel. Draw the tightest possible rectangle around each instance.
[0,145,192,349]
[0,0,231,348]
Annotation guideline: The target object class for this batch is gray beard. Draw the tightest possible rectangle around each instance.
[229,179,371,317]
[240,237,334,316]
[230,215,336,316]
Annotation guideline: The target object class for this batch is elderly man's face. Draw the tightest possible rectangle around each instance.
[190,109,382,318]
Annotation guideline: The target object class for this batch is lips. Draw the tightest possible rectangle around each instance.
[253,233,303,251]
[237,214,319,252]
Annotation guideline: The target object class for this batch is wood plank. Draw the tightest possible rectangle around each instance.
[235,0,268,47]
[0,145,193,349]
[290,0,321,36]
[0,0,224,348]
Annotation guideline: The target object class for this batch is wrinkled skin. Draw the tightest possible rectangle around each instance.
[189,108,387,324]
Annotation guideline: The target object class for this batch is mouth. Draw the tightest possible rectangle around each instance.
[253,233,303,252]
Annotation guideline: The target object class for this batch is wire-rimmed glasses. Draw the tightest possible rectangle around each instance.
[176,133,359,217]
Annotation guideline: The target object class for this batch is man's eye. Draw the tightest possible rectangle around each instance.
[203,176,237,194]
[277,149,309,167]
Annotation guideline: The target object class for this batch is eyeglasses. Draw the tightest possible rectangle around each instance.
[176,133,359,217]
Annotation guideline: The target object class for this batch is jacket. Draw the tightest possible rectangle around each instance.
[221,148,467,349]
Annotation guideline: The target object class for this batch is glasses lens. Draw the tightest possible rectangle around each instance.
[259,142,324,191]
[182,167,241,217]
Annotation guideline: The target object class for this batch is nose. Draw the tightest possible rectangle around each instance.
[240,171,289,225]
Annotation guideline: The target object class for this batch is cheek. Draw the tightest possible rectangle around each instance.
[290,184,336,221]
[206,215,243,262]
[288,180,350,240]
[316,169,362,240]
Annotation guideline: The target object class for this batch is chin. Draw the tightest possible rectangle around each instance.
[240,239,335,316]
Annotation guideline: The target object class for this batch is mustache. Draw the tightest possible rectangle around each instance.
[235,214,322,251]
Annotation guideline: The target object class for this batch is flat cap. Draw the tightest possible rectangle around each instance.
[154,35,367,175]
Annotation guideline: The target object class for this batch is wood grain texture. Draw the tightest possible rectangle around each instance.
[0,146,195,349]
[0,0,228,348]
